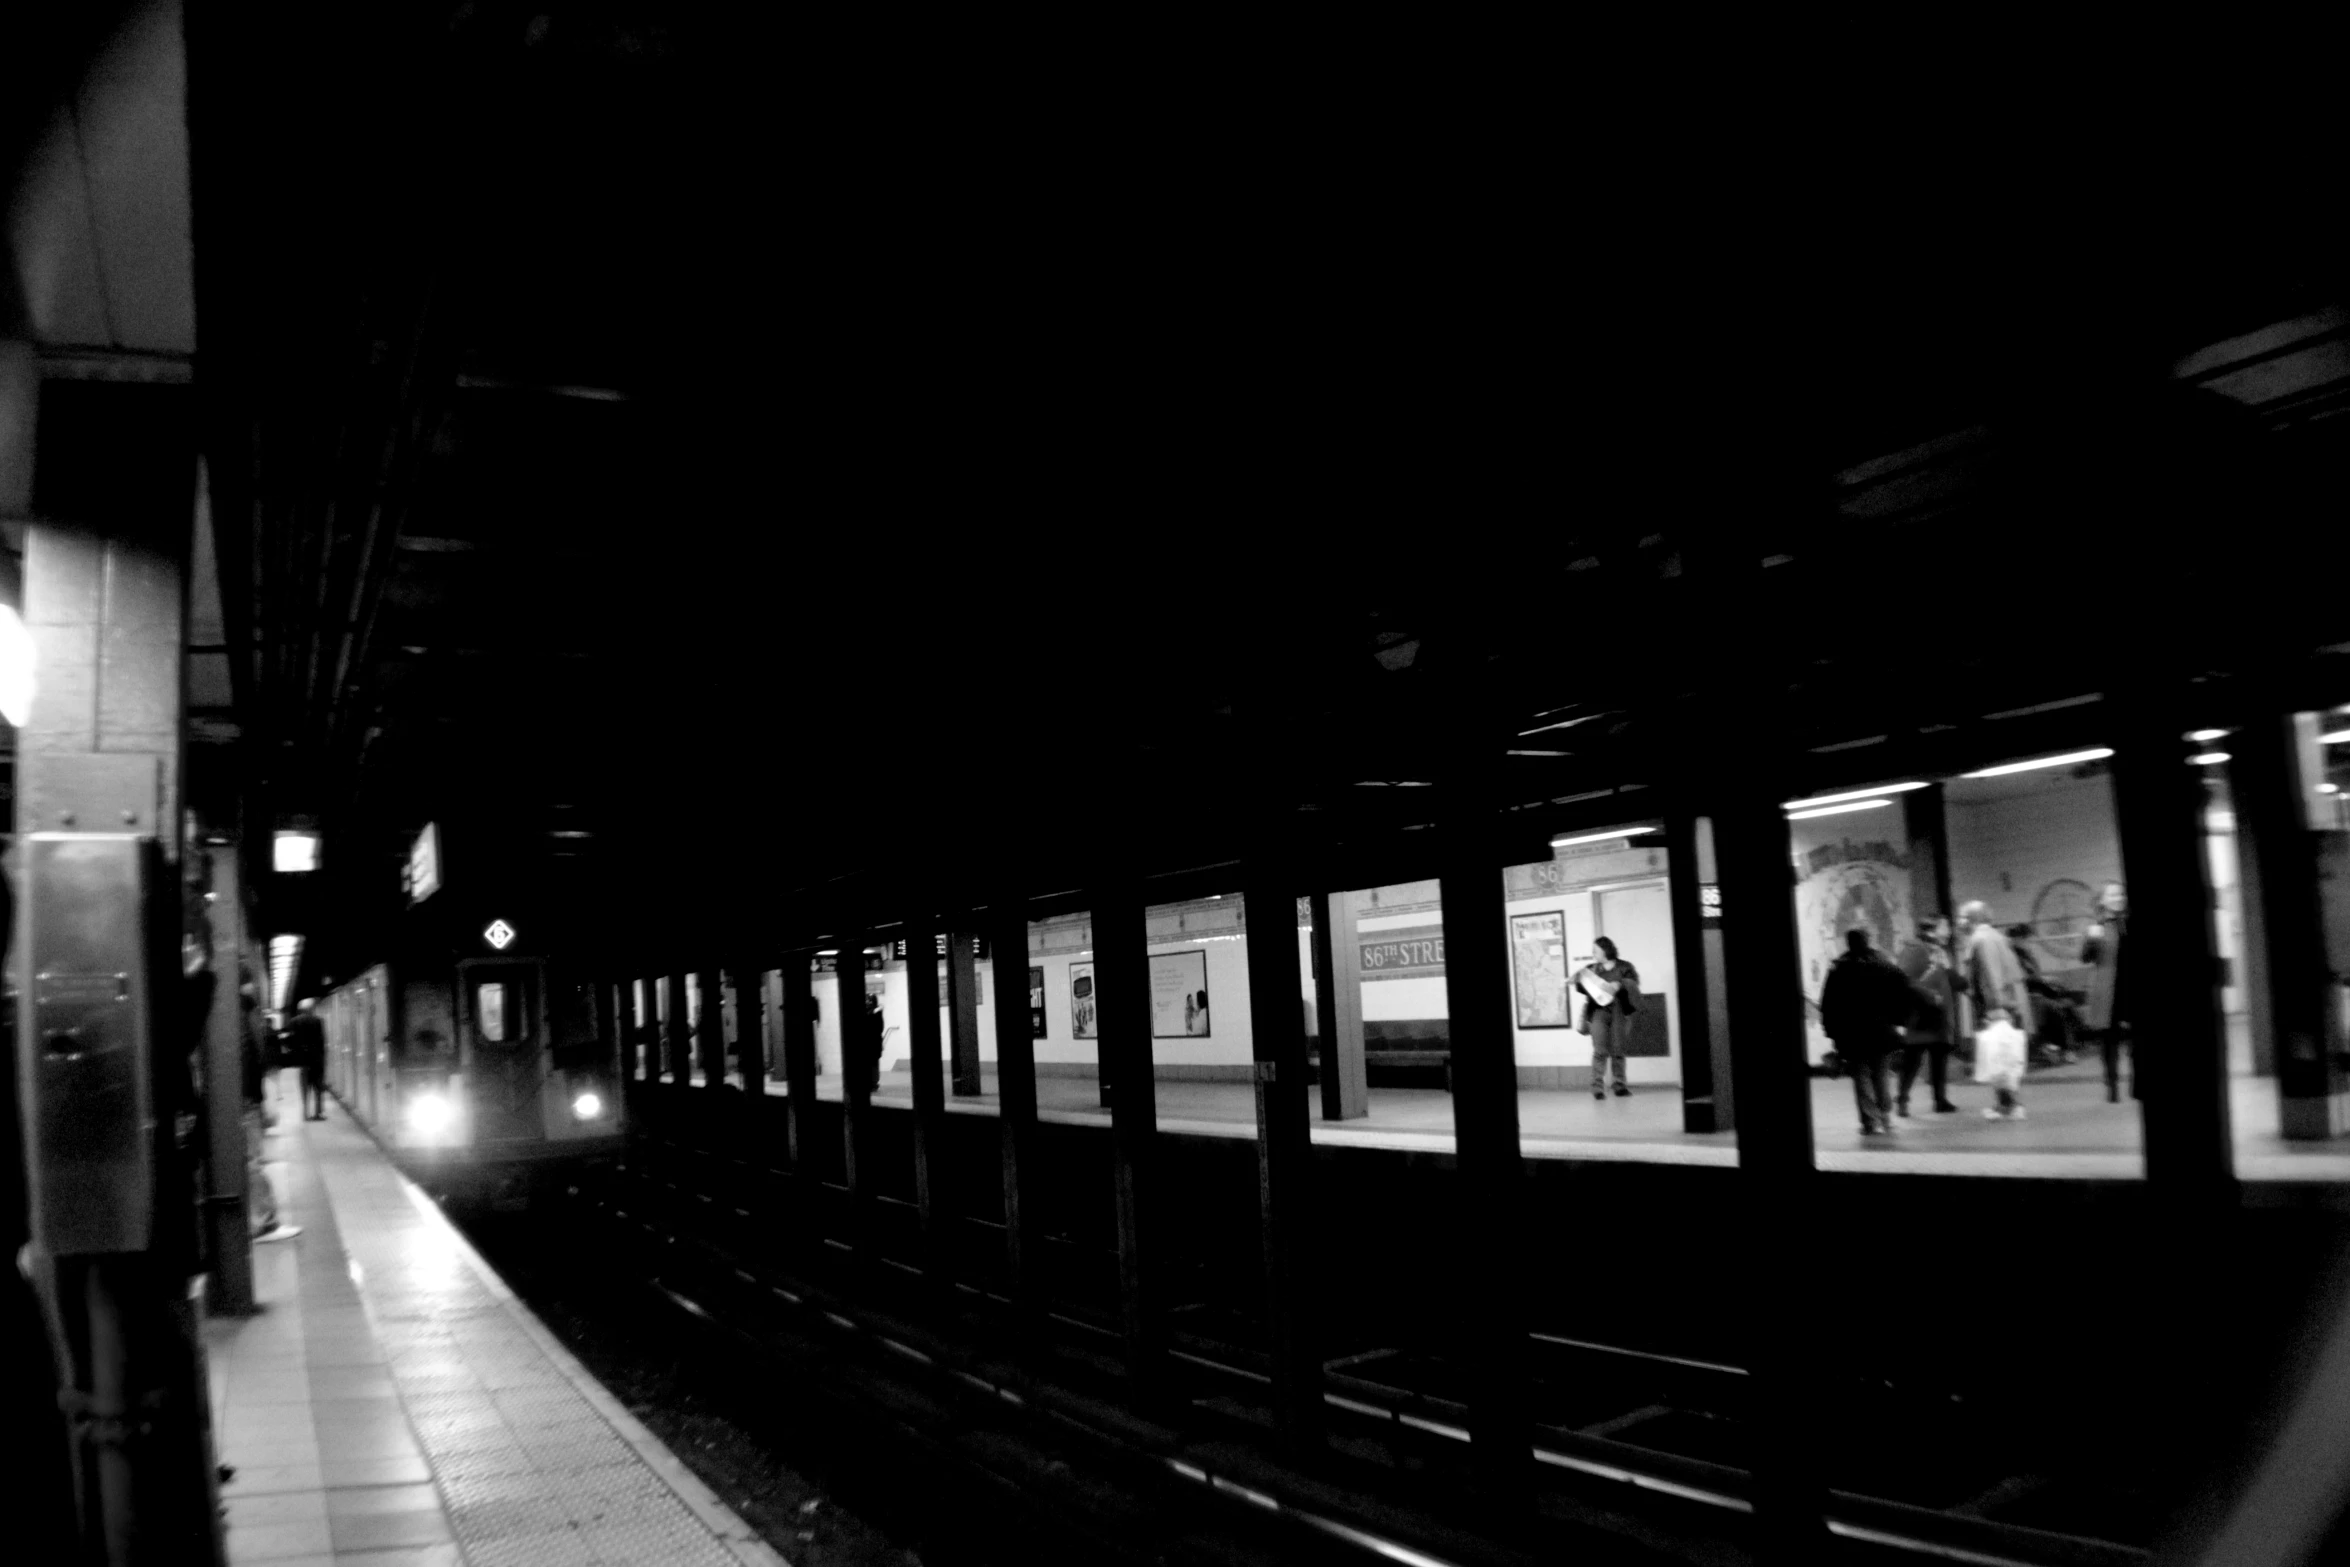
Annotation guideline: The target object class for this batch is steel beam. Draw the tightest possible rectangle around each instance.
[1242,870,1322,1453]
[1093,881,1161,1389]
[1310,890,1368,1121]
[989,901,1042,1324]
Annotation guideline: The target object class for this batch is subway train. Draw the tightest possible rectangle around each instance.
[319,949,625,1203]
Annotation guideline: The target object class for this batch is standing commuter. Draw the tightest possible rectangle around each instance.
[1894,917,1961,1115]
[859,989,886,1095]
[1958,902,2032,1047]
[1576,935,1643,1099]
[2080,881,2132,1102]
[1820,929,1911,1135]
[290,998,328,1120]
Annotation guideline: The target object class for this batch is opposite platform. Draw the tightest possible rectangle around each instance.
[205,1079,785,1567]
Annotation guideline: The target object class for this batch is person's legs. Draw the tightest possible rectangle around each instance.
[1928,1044,1955,1109]
[1895,1043,1922,1114]
[1850,1051,1882,1131]
[1589,1013,1613,1097]
[2100,1027,2122,1102]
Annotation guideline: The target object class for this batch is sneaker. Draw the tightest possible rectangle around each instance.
[254,1224,302,1243]
[1593,1090,1607,1100]
[1895,1100,1911,1118]
[2008,1105,2027,1120]
[1610,1083,1630,1097]
[1932,1101,1958,1113]
[1982,1107,2003,1120]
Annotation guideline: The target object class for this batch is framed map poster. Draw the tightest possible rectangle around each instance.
[1029,966,1047,1039]
[1069,961,1098,1039]
[1149,949,1210,1038]
[1510,910,1571,1028]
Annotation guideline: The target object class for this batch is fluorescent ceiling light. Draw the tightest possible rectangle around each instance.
[2189,751,2231,767]
[0,604,33,727]
[1550,827,1657,849]
[1782,781,1927,811]
[1959,747,2114,779]
[1788,799,1893,821]
[273,832,320,873]
[2187,729,2229,743]
[2321,730,2350,745]
[2321,783,2342,795]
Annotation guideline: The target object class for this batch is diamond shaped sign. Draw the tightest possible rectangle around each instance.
[483,919,516,951]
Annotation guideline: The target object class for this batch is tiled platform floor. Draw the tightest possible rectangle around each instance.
[669,1060,2350,1183]
[206,1079,784,1566]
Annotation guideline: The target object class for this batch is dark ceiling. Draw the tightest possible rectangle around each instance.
[172,3,2350,981]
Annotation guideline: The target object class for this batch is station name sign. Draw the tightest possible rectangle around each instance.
[1360,925,1445,979]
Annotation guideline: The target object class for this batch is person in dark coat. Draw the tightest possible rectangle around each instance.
[290,999,328,1120]
[1820,929,1912,1135]
[1894,916,1961,1115]
[2080,881,2132,1102]
[857,990,886,1096]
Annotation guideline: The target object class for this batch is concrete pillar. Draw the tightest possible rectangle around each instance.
[988,901,1042,1323]
[664,972,690,1083]
[836,934,874,1256]
[730,965,765,1092]
[1435,778,1531,1499]
[1663,810,1723,1134]
[200,843,254,1316]
[2111,693,2235,1200]
[2234,711,2345,1138]
[1241,870,1322,1453]
[780,959,819,1169]
[1092,881,1161,1389]
[1715,771,1830,1554]
[946,930,983,1097]
[1309,889,1368,1120]
[696,968,725,1090]
[903,916,950,1286]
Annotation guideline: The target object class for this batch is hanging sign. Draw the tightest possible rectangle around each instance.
[483,918,517,951]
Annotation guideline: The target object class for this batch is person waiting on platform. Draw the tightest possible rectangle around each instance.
[1576,936,1642,1099]
[290,997,328,1120]
[1895,916,1960,1116]
[2080,881,2131,1102]
[856,990,886,1095]
[1821,929,1913,1136]
[1958,902,2032,1050]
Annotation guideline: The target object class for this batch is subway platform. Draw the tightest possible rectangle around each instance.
[204,1080,784,1567]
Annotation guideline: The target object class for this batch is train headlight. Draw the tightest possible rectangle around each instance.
[407,1093,454,1136]
[571,1091,603,1121]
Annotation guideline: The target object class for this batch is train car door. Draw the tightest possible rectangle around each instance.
[460,959,546,1144]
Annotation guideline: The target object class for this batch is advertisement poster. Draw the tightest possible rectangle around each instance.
[1509,910,1570,1028]
[1069,961,1097,1039]
[1029,966,1047,1039]
[1150,949,1210,1038]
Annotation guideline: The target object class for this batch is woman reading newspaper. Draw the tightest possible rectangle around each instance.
[1575,936,1643,1100]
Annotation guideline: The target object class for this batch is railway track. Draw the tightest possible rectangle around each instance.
[535,1126,2161,1567]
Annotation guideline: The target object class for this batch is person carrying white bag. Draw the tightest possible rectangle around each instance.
[1972,1005,2029,1120]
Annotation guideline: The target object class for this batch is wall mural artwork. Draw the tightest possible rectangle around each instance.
[1793,835,1915,1051]
[1028,965,1047,1039]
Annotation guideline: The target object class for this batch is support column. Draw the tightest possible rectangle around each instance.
[1663,811,1722,1135]
[201,843,255,1316]
[665,973,691,1084]
[837,934,874,1253]
[2238,712,2347,1137]
[1242,870,1323,1452]
[1093,881,1161,1388]
[989,901,1042,1322]
[1904,783,1954,924]
[1714,772,1830,1554]
[903,917,950,1287]
[696,969,725,1090]
[2111,693,2235,1199]
[1309,889,1368,1121]
[731,965,766,1093]
[594,979,621,1083]
[780,959,819,1169]
[946,931,984,1097]
[1435,781,1530,1499]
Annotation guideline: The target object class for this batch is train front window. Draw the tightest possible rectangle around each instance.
[478,981,507,1043]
